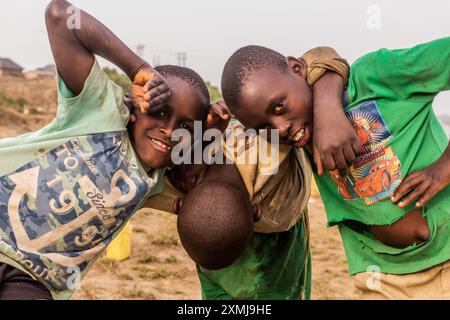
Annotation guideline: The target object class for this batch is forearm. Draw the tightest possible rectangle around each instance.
[313,71,346,113]
[46,0,147,80]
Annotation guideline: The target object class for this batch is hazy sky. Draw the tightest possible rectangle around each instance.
[0,0,449,114]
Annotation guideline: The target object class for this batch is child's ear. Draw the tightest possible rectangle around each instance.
[172,197,184,215]
[251,204,262,222]
[123,94,137,123]
[286,56,308,77]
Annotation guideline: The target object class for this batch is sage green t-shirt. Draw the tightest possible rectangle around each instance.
[314,37,450,275]
[0,60,164,299]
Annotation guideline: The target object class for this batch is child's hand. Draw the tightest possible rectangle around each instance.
[132,66,171,113]
[169,164,207,194]
[205,100,231,133]
[391,156,450,208]
[313,100,362,177]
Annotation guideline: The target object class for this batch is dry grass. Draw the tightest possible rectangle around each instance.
[70,201,361,300]
[137,252,160,264]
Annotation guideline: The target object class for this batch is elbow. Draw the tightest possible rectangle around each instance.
[45,0,68,25]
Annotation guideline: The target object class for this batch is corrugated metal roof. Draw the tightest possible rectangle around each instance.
[0,58,24,71]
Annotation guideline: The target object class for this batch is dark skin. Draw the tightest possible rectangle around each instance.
[235,57,361,177]
[167,100,232,193]
[172,161,262,223]
[45,0,209,169]
[312,72,363,176]
[237,57,313,148]
[129,77,209,169]
[174,172,260,270]
[235,56,436,249]
[391,143,450,209]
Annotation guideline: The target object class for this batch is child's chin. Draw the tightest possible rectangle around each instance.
[142,156,172,170]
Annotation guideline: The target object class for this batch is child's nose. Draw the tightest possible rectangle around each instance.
[160,119,179,139]
[160,127,173,139]
[271,119,290,138]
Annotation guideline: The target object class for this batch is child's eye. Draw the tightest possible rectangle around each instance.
[156,110,167,118]
[181,123,193,132]
[274,99,285,115]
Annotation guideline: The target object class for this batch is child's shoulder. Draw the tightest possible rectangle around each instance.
[350,49,381,72]
[54,59,129,135]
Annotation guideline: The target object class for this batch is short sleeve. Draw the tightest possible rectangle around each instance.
[374,37,450,101]
[300,47,350,87]
[53,60,130,134]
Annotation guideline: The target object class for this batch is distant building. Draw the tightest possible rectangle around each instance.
[0,58,24,77]
[24,64,56,80]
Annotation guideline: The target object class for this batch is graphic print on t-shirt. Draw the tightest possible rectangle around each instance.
[329,100,402,206]
[0,132,155,292]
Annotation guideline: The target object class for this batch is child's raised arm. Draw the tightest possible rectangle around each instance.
[300,47,359,177]
[45,0,169,111]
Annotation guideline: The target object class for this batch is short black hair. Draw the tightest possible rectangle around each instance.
[221,45,288,111]
[177,181,254,270]
[155,65,210,104]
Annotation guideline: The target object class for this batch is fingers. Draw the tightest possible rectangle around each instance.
[143,81,170,100]
[343,144,356,164]
[148,91,172,110]
[206,113,220,129]
[207,109,229,124]
[394,181,430,208]
[416,186,440,207]
[333,149,348,174]
[210,101,231,120]
[205,101,232,131]
[322,151,336,174]
[352,137,363,154]
[133,69,156,86]
[391,173,423,204]
[131,80,171,114]
[338,166,349,178]
[131,84,148,113]
[313,145,325,176]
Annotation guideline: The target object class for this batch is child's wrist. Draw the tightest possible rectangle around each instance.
[313,97,343,112]
[130,62,152,82]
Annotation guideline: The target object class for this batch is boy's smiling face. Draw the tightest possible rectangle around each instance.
[130,77,209,169]
[235,58,313,148]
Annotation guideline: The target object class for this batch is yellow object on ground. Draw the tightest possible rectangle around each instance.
[310,177,320,198]
[105,222,133,261]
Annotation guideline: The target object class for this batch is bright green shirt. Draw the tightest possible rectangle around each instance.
[314,37,450,275]
[0,60,164,299]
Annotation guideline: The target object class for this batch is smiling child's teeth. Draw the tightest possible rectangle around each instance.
[151,138,171,150]
[292,127,305,142]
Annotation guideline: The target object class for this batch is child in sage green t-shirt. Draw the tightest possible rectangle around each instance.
[0,0,209,300]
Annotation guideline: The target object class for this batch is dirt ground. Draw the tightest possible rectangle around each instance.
[0,77,361,300]
[69,197,362,300]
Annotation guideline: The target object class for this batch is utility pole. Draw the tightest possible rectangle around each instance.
[136,44,145,57]
[177,52,187,67]
[152,55,160,67]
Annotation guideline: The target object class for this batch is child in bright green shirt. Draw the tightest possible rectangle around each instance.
[220,37,450,299]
